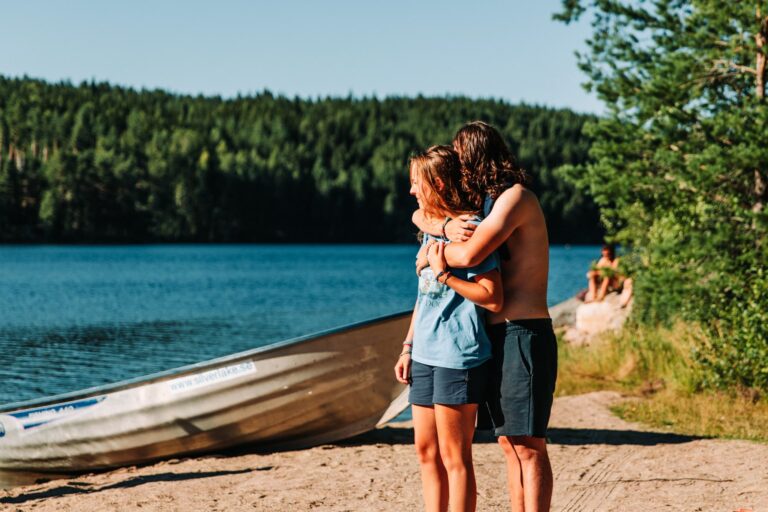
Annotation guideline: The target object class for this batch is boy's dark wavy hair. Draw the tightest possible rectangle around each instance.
[453,121,529,205]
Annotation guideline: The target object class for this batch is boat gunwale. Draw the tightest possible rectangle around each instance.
[0,310,411,413]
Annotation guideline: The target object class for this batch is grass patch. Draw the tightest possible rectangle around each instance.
[612,389,768,443]
[556,322,768,443]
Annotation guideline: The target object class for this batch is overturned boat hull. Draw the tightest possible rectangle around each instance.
[0,312,410,472]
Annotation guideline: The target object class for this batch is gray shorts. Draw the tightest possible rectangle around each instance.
[408,360,491,406]
[478,318,558,437]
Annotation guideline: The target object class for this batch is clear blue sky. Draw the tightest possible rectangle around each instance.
[0,0,601,113]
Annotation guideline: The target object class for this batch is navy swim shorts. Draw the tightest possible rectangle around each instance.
[479,318,558,438]
[408,360,491,406]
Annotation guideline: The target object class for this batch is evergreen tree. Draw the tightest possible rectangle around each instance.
[557,1,768,389]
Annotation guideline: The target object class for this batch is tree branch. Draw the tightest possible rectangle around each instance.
[711,59,757,75]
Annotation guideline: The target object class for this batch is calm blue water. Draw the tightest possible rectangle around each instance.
[0,245,598,406]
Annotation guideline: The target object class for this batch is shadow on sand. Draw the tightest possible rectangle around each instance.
[332,424,701,448]
[547,427,700,446]
[0,469,253,505]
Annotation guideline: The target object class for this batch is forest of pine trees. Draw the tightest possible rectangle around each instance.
[0,76,600,243]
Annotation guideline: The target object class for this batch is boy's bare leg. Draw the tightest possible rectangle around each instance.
[434,404,478,512]
[596,274,611,301]
[499,436,553,512]
[498,436,525,512]
[585,271,599,302]
[619,277,633,307]
[413,405,449,512]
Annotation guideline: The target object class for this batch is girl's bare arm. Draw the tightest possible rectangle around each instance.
[427,242,503,313]
[394,302,418,384]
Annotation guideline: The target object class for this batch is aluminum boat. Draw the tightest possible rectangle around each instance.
[0,312,411,472]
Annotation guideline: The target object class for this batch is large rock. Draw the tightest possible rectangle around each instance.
[563,292,631,345]
[549,297,582,329]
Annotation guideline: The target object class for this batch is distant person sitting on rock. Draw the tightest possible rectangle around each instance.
[585,244,633,307]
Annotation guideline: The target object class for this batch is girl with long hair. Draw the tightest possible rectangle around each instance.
[394,145,503,512]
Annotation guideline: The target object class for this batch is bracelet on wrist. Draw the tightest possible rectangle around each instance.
[441,217,451,239]
[399,350,412,357]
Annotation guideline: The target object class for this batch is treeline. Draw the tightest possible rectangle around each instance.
[0,76,599,244]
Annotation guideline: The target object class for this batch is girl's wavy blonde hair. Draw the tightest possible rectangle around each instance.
[410,145,480,220]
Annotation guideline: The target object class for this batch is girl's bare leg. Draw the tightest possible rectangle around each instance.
[434,404,478,512]
[413,405,449,512]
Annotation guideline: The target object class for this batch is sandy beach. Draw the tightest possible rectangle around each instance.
[2,390,766,511]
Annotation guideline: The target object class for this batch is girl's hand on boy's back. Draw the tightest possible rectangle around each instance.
[427,241,448,274]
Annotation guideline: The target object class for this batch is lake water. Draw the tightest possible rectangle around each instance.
[0,244,598,407]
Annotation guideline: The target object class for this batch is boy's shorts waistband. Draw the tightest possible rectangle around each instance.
[490,318,552,334]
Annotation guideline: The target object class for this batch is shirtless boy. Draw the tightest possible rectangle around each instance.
[414,121,556,512]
